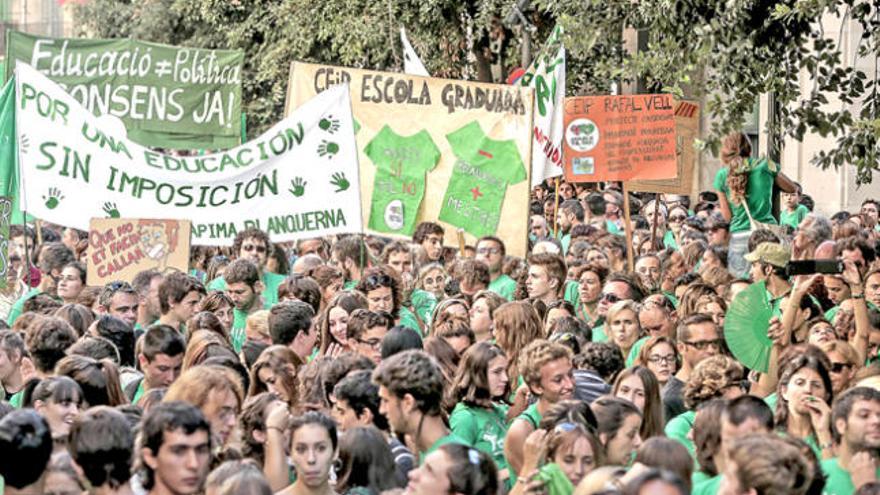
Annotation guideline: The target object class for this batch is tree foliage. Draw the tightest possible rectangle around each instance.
[73,0,879,182]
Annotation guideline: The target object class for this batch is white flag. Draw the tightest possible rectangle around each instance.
[518,26,566,186]
[15,62,363,245]
[400,27,430,77]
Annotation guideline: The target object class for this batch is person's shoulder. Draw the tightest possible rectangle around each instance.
[206,276,226,290]
[263,271,287,286]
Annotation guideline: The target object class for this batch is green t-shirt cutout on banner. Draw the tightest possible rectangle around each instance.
[438,122,527,238]
[713,157,780,233]
[365,125,440,235]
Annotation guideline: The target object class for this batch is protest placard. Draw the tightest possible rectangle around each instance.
[286,62,533,257]
[86,218,191,285]
[563,94,677,183]
[15,63,362,246]
[516,26,566,187]
[5,31,243,150]
[628,100,700,195]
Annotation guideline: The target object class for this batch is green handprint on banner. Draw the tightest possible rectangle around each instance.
[318,140,339,158]
[289,177,307,197]
[319,115,340,134]
[330,172,349,193]
[103,202,121,218]
[42,188,64,209]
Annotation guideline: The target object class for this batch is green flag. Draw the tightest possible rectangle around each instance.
[0,77,32,224]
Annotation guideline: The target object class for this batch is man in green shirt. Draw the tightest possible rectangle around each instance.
[373,350,469,464]
[331,235,370,290]
[6,241,75,326]
[0,331,26,408]
[126,325,185,405]
[504,340,574,476]
[557,199,584,254]
[381,241,436,330]
[822,387,880,494]
[223,258,264,353]
[476,236,516,301]
[744,242,792,317]
[132,269,163,334]
[207,228,286,308]
[693,396,775,495]
[157,272,206,331]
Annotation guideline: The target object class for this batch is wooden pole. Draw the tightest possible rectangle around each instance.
[622,182,635,273]
[456,229,466,257]
[649,192,661,248]
[553,178,561,237]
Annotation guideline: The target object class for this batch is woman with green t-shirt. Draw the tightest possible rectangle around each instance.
[775,355,835,460]
[447,342,513,486]
[713,132,797,277]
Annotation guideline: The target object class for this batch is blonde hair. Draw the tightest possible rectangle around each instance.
[165,364,244,411]
[519,339,572,390]
[720,132,753,205]
[245,310,271,342]
[684,355,743,410]
[820,341,859,367]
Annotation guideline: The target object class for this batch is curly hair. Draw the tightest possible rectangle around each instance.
[683,355,743,410]
[720,132,752,205]
[519,340,573,391]
[371,350,445,416]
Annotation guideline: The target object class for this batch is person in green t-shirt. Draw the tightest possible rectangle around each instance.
[373,350,469,464]
[331,235,371,291]
[406,443,498,495]
[719,434,812,495]
[821,387,880,495]
[475,236,517,301]
[713,132,798,276]
[448,342,512,484]
[125,325,185,405]
[7,241,76,326]
[780,188,810,230]
[156,272,206,331]
[557,200,585,255]
[223,258,265,353]
[0,331,26,407]
[505,340,575,476]
[381,241,436,333]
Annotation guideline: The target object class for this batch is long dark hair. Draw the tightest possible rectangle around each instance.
[776,355,833,432]
[448,342,508,410]
[336,427,405,494]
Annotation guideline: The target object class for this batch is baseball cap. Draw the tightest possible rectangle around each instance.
[743,242,790,268]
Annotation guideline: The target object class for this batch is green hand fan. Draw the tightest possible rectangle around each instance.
[724,281,773,373]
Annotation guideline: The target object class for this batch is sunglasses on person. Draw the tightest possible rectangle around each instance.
[685,338,723,351]
[829,362,852,373]
[242,243,267,253]
[600,292,621,303]
[669,215,687,222]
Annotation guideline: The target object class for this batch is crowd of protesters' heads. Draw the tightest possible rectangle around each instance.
[2,131,880,495]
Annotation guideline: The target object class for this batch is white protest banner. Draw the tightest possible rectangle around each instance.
[517,26,565,186]
[400,28,430,77]
[15,63,362,246]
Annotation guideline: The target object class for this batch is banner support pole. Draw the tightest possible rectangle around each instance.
[622,182,634,273]
[552,178,560,238]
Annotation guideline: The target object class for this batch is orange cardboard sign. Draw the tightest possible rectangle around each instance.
[563,94,677,182]
[629,101,701,194]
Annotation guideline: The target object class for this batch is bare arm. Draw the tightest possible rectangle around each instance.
[263,403,291,492]
[775,171,798,193]
[843,261,870,364]
[504,419,533,477]
[716,190,732,221]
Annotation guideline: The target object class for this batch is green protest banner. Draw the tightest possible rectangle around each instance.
[16,63,363,246]
[0,78,32,225]
[6,31,243,150]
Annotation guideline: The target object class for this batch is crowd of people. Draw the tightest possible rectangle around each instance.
[0,131,879,495]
